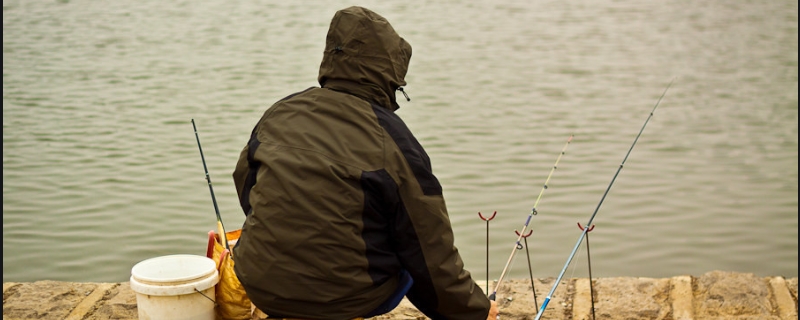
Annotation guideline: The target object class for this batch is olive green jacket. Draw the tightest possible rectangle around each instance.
[232,6,489,320]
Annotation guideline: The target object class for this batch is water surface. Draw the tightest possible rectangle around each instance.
[3,0,797,283]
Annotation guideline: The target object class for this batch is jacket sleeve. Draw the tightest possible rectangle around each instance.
[377,109,490,320]
[232,128,262,217]
[232,144,250,216]
[394,189,490,320]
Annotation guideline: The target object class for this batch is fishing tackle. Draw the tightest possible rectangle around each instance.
[534,80,674,319]
[478,211,497,295]
[577,223,596,320]
[191,119,229,251]
[488,134,573,301]
[515,229,538,310]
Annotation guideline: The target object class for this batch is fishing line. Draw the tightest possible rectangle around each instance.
[533,79,674,319]
[567,239,584,281]
[488,134,573,301]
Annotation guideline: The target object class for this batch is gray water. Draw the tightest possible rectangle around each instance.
[3,0,797,284]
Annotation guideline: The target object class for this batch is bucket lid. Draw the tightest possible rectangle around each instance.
[131,254,216,283]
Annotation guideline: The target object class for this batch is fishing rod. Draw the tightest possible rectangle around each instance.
[191,119,230,251]
[488,134,573,301]
[533,79,674,320]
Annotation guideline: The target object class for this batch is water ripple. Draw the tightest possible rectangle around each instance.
[3,0,797,282]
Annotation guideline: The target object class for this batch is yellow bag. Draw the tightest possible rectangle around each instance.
[205,230,365,320]
[207,229,252,320]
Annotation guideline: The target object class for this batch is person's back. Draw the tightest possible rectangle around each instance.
[232,6,496,319]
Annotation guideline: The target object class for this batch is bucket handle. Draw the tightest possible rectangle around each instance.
[194,288,217,306]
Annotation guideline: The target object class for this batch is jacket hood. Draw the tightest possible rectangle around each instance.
[318,6,412,111]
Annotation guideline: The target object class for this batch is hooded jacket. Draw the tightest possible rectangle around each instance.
[232,6,490,319]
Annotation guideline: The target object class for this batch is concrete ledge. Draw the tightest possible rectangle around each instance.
[64,283,117,320]
[572,278,593,320]
[769,277,798,320]
[3,271,798,320]
[670,275,694,320]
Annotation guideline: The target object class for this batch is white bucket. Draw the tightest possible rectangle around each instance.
[130,254,219,320]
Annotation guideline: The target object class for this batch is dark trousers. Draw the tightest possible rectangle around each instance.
[363,270,414,317]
